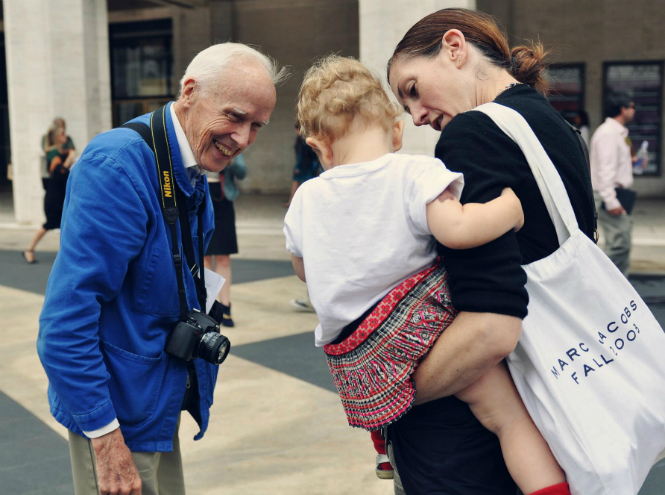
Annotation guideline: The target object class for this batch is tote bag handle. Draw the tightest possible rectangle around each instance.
[473,103,580,246]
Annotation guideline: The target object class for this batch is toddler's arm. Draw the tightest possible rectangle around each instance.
[292,255,306,282]
[427,187,523,250]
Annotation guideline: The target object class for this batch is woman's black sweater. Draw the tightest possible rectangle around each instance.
[435,84,596,319]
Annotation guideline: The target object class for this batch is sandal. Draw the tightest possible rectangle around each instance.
[22,250,37,264]
[375,454,394,480]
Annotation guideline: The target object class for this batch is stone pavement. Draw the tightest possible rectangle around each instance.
[0,192,664,494]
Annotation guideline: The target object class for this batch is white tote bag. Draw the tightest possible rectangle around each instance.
[474,102,665,495]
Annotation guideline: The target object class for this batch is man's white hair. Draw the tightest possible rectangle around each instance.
[179,42,288,96]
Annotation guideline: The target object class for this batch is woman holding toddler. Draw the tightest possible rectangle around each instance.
[285,8,595,495]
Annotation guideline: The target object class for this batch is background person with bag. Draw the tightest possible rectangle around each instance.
[204,153,247,327]
[590,92,640,276]
[387,8,595,494]
[23,124,76,264]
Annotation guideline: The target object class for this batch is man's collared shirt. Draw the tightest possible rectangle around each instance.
[170,103,201,186]
[590,117,633,211]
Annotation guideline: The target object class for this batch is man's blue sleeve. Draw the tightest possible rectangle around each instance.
[37,151,149,433]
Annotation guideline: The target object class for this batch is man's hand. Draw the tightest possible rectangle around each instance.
[91,428,142,495]
[607,205,626,216]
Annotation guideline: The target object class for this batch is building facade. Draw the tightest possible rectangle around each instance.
[1,0,663,225]
[479,0,665,196]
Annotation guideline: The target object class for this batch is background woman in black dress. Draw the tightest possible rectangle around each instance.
[385,8,595,495]
[23,125,76,263]
[203,154,247,327]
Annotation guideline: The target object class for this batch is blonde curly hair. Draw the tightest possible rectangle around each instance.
[297,55,402,142]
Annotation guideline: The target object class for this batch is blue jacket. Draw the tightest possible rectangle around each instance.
[37,103,217,452]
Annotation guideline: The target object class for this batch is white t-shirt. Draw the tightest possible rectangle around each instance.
[283,153,464,346]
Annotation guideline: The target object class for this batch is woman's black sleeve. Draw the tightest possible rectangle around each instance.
[435,113,529,318]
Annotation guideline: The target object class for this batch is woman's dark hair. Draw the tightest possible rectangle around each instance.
[605,92,633,119]
[388,8,550,94]
[578,110,590,127]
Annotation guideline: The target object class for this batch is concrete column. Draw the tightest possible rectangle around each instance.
[209,0,235,45]
[4,0,112,225]
[172,5,213,95]
[359,0,476,156]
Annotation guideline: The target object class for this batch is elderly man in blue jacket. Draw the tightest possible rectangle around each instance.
[37,43,286,495]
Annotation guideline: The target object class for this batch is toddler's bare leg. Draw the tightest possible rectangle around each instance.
[455,362,566,495]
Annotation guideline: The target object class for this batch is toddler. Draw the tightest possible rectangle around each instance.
[284,55,569,495]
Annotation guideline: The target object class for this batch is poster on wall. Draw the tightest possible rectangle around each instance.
[546,64,585,122]
[604,62,663,177]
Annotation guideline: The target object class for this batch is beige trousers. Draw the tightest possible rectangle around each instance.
[68,420,185,495]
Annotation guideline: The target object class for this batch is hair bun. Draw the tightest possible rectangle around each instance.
[510,42,549,94]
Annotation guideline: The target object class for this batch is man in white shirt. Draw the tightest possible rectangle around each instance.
[590,92,637,276]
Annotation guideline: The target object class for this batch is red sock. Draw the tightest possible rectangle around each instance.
[369,430,393,472]
[370,430,386,455]
[529,482,571,495]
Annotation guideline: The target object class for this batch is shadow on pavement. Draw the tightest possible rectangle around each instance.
[0,390,73,495]
[234,331,334,393]
[0,250,294,296]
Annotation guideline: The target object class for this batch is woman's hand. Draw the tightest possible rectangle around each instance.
[413,311,522,404]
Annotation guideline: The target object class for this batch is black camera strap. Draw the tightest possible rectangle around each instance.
[176,186,207,312]
[122,106,207,320]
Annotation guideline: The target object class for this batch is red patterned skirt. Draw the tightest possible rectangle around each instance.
[323,261,457,431]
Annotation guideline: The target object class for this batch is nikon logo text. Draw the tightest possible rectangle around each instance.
[163,171,172,197]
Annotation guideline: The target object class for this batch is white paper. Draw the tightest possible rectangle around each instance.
[204,268,225,314]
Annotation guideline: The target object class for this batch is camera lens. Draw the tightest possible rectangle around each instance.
[198,331,231,365]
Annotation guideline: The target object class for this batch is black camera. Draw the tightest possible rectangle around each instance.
[165,310,230,365]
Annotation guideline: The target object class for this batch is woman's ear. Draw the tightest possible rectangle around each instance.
[306,137,333,169]
[392,120,405,152]
[441,29,467,67]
